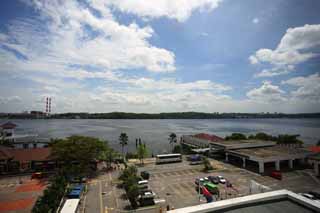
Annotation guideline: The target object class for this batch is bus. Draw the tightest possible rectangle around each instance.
[156,154,182,164]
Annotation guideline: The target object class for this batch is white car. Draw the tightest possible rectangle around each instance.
[217,175,226,184]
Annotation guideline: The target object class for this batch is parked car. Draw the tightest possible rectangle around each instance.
[208,176,219,184]
[139,191,155,207]
[203,182,219,194]
[195,178,204,185]
[217,175,226,184]
[226,180,233,188]
[141,171,150,180]
[31,172,45,179]
[270,171,282,180]
[309,191,320,199]
[195,178,208,185]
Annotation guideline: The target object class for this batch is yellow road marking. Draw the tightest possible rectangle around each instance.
[82,195,87,213]
[99,180,103,213]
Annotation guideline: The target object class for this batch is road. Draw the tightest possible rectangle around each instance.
[84,169,129,213]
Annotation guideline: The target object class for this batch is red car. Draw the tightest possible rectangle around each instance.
[270,171,282,180]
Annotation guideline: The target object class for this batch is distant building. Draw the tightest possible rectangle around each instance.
[0,122,50,149]
[0,146,56,173]
[30,110,46,118]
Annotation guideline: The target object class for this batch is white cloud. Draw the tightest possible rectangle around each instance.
[254,65,294,78]
[0,96,22,104]
[106,0,222,22]
[200,32,209,37]
[246,81,286,102]
[282,73,320,102]
[252,18,259,24]
[0,0,176,74]
[250,24,320,77]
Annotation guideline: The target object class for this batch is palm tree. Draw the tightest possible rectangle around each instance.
[119,133,129,160]
[168,133,177,153]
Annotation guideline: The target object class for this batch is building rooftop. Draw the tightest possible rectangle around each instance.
[0,146,52,162]
[0,122,17,129]
[169,190,320,213]
[210,199,315,213]
[210,140,277,150]
[227,146,312,161]
[0,146,13,160]
[194,133,224,142]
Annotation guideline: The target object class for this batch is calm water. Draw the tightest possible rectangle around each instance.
[1,119,320,154]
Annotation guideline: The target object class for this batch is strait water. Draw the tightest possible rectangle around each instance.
[1,119,320,154]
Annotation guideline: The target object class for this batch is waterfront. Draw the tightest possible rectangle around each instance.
[1,119,319,154]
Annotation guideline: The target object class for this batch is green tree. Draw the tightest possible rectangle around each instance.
[225,133,247,140]
[119,165,140,208]
[98,146,118,168]
[168,133,177,152]
[51,135,107,177]
[172,145,182,153]
[249,132,276,141]
[32,175,67,213]
[137,144,148,165]
[202,157,213,172]
[119,132,129,159]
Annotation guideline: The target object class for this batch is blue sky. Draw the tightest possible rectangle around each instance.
[0,0,319,113]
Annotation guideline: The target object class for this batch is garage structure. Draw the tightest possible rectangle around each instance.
[181,133,314,174]
[226,146,312,173]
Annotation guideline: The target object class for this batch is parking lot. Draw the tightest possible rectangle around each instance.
[141,158,320,210]
[83,157,320,213]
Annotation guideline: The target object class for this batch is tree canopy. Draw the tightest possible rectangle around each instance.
[119,132,129,158]
[137,143,148,165]
[51,135,107,176]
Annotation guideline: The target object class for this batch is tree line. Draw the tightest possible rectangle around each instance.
[225,132,304,145]
[2,111,320,119]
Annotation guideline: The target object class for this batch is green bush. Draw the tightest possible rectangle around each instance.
[172,145,182,153]
[202,157,213,172]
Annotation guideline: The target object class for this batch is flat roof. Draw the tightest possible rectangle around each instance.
[209,140,276,150]
[156,154,181,157]
[212,199,315,213]
[227,146,312,162]
[169,190,320,213]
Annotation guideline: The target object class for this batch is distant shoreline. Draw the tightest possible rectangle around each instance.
[1,112,320,119]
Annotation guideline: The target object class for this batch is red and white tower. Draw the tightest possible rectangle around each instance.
[45,97,52,116]
[48,97,51,114]
[45,97,49,114]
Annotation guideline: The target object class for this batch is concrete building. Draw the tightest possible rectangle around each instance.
[226,146,312,173]
[169,190,320,213]
[181,133,314,174]
[0,146,56,173]
[181,134,276,151]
